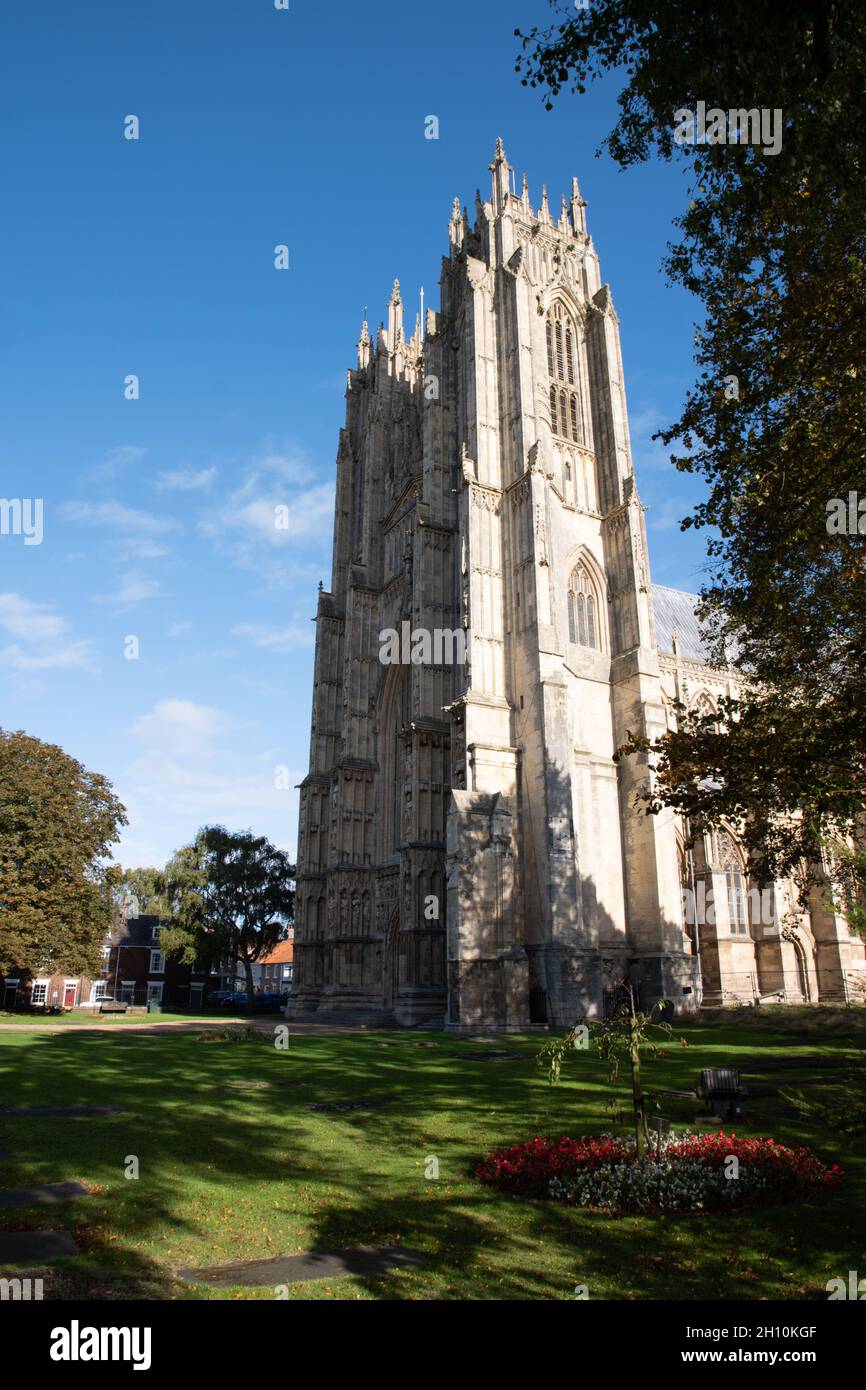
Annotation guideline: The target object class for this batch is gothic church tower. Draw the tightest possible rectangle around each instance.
[290,141,700,1028]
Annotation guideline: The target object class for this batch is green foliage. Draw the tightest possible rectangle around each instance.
[0,727,127,975]
[820,840,866,940]
[118,866,162,918]
[154,826,294,1010]
[516,3,866,892]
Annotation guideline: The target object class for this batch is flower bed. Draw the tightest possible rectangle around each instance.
[475,1131,842,1212]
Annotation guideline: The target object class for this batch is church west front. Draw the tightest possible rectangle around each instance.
[289,142,865,1029]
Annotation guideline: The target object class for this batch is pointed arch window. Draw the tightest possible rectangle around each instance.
[718,831,749,936]
[567,563,600,651]
[546,302,585,446]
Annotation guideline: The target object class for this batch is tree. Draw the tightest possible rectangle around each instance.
[515,3,866,895]
[154,826,294,1013]
[118,866,162,919]
[539,985,676,1157]
[0,728,127,976]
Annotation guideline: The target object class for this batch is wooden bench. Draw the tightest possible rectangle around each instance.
[698,1067,747,1119]
[99,1002,128,1015]
[650,1068,748,1119]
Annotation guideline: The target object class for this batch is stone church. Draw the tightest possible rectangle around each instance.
[289,142,865,1028]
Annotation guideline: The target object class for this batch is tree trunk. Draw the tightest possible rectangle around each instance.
[242,955,255,1014]
[629,1030,647,1159]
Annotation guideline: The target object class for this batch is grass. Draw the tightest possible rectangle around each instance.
[0,1010,282,1026]
[0,1007,864,1301]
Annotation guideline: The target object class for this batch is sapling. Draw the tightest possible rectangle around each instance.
[539,984,679,1158]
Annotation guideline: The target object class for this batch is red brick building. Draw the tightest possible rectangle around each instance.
[256,938,294,995]
[104,915,219,1009]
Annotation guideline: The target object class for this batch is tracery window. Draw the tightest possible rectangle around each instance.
[718,831,749,936]
[567,563,600,650]
[546,301,585,445]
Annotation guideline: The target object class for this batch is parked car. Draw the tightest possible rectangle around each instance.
[207,989,237,1007]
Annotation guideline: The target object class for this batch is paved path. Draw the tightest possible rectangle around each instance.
[0,1018,382,1037]
[178,1244,426,1287]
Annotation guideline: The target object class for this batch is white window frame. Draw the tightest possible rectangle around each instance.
[31,980,49,1007]
[90,979,108,1003]
[149,950,165,974]
[146,981,163,1004]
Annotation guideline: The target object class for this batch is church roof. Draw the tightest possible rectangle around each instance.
[651,583,712,662]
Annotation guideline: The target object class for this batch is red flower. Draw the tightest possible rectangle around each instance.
[474,1130,843,1204]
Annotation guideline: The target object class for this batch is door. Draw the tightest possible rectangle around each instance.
[63,983,77,1008]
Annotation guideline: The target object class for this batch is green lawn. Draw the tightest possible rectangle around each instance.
[0,1010,281,1026]
[0,1007,863,1300]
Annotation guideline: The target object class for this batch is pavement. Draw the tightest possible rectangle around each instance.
[0,1017,384,1037]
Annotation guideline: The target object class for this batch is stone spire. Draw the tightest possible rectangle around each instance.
[357,317,370,369]
[386,278,403,352]
[449,195,465,253]
[570,175,588,237]
[488,135,512,213]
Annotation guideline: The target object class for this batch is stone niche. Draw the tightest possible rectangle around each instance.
[445,789,530,1029]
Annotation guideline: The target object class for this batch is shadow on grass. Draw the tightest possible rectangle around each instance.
[0,1015,862,1299]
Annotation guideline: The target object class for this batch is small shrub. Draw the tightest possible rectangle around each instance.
[195,1026,261,1044]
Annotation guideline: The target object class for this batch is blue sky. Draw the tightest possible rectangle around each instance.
[0,1,710,869]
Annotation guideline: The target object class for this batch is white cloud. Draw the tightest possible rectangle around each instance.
[88,445,147,482]
[132,698,223,758]
[118,697,299,865]
[155,466,217,492]
[96,570,163,607]
[62,500,180,533]
[119,539,171,561]
[0,592,66,642]
[0,640,91,671]
[198,444,334,585]
[0,593,92,673]
[167,620,193,638]
[232,621,314,650]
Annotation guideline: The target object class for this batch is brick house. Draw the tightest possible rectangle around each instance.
[255,938,294,995]
[3,919,291,1013]
[2,966,104,1013]
[105,914,220,1009]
